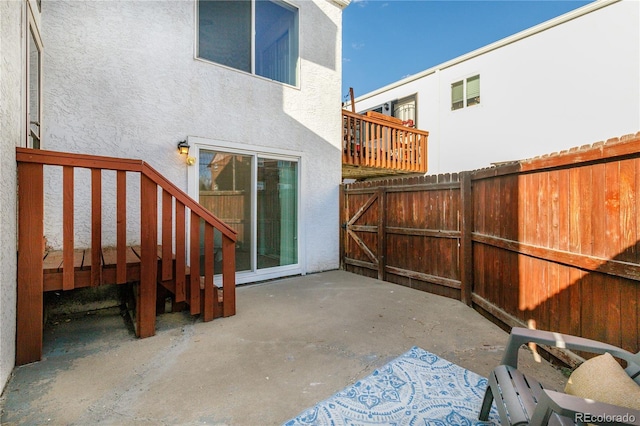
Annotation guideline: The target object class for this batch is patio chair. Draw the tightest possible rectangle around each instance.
[479,327,640,425]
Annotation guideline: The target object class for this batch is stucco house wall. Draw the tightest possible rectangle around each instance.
[0,0,24,390]
[353,0,640,174]
[42,0,345,280]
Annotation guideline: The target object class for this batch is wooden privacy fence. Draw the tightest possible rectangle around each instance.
[341,132,640,360]
[16,148,237,365]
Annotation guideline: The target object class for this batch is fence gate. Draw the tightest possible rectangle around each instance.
[341,185,385,280]
[340,174,471,304]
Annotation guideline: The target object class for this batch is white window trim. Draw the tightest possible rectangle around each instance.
[187,136,306,285]
[193,0,301,89]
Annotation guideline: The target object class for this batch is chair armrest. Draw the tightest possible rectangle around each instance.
[529,389,640,426]
[501,327,638,369]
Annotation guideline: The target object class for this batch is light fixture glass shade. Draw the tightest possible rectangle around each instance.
[177,140,190,155]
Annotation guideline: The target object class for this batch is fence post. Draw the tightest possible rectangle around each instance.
[460,172,473,306]
[377,186,386,281]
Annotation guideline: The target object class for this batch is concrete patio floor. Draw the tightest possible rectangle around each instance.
[0,270,567,425]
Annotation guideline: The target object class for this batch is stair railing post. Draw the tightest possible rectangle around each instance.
[91,169,102,286]
[138,173,158,337]
[222,235,236,317]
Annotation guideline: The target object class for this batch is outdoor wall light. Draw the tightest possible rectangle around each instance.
[177,140,196,166]
[177,140,190,155]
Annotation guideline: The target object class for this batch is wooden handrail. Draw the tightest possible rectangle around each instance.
[16,148,237,239]
[16,147,236,365]
[342,110,429,174]
[142,163,236,239]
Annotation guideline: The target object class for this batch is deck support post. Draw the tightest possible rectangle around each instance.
[16,162,44,365]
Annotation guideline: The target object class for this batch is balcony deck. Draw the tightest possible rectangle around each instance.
[342,110,429,180]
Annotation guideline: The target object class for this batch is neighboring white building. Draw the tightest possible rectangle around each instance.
[352,0,640,174]
[0,0,348,389]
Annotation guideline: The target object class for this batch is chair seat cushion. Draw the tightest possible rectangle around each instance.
[565,352,640,411]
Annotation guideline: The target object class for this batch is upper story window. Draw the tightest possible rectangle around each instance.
[451,75,480,110]
[197,0,299,86]
[364,94,417,127]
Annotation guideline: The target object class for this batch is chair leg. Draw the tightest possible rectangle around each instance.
[479,385,495,421]
[529,404,553,426]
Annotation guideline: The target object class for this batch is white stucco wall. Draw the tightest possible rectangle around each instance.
[0,0,22,391]
[354,0,640,174]
[42,1,343,278]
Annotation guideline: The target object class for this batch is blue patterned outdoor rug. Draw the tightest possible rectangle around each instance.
[284,346,499,426]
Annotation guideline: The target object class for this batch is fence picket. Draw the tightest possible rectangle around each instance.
[342,133,640,356]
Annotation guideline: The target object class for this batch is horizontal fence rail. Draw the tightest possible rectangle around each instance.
[16,147,237,365]
[341,132,640,363]
[342,110,429,176]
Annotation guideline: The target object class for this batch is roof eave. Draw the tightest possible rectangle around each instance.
[332,0,351,9]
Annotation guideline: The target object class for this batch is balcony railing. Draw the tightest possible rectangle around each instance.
[342,110,429,179]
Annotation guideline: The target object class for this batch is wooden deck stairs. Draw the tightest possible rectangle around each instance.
[43,245,225,324]
[16,148,237,365]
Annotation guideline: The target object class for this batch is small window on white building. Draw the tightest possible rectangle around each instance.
[451,75,480,110]
[466,75,480,106]
[197,0,299,86]
[451,81,464,110]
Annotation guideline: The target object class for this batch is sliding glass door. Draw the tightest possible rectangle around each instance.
[198,148,299,277]
[199,150,253,272]
[257,158,298,269]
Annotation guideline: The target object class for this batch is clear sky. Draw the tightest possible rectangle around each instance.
[342,0,593,99]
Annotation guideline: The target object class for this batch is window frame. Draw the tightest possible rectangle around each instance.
[465,75,480,107]
[451,74,480,111]
[195,0,300,87]
[393,94,417,127]
[26,0,43,149]
[187,136,305,285]
[362,93,418,127]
